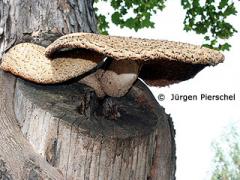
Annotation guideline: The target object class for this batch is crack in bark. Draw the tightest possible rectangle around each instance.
[0,159,13,180]
[65,116,79,178]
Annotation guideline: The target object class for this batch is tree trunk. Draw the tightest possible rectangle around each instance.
[0,0,176,179]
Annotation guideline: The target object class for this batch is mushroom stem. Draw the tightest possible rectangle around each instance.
[97,60,141,97]
[79,73,105,98]
[68,57,112,98]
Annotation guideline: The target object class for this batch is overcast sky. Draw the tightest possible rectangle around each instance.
[96,1,240,179]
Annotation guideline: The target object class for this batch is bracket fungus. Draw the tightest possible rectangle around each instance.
[1,33,224,97]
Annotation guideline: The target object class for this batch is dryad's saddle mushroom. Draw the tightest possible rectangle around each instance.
[0,33,224,97]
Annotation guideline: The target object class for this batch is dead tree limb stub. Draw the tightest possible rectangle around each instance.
[13,78,176,179]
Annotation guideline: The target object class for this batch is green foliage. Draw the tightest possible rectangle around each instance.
[211,125,240,180]
[97,14,109,35]
[182,0,237,51]
[94,0,167,33]
[109,0,166,31]
[94,0,238,51]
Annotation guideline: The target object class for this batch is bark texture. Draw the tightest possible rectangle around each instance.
[0,0,176,179]
[0,0,97,58]
[0,71,63,179]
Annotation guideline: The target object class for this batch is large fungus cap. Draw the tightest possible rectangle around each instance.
[0,43,103,84]
[45,33,224,87]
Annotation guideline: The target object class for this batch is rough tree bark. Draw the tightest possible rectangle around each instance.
[0,0,176,179]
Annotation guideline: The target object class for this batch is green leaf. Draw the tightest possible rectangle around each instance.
[218,43,231,51]
[210,39,217,46]
[219,0,228,9]
[111,0,122,9]
[181,0,191,9]
[192,0,200,8]
[194,22,208,34]
[125,18,136,29]
[111,12,122,25]
[96,14,109,35]
[223,3,237,17]
[141,17,154,28]
[120,6,127,15]
[204,36,210,41]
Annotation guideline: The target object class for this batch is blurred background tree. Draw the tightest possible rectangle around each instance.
[94,0,238,51]
[211,124,240,180]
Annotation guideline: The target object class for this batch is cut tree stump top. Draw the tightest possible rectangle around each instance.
[17,79,166,139]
